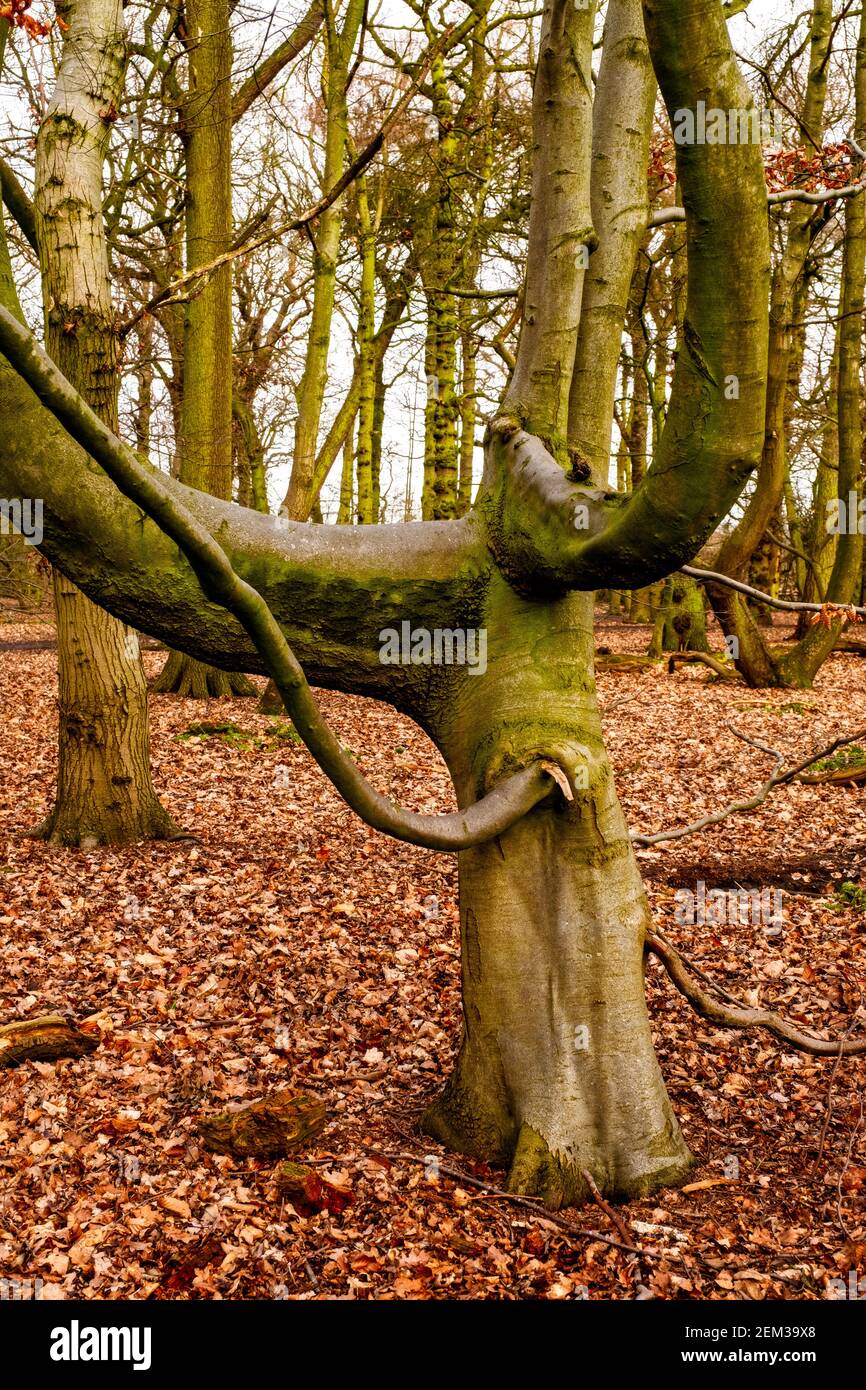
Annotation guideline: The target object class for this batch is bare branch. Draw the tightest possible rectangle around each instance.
[632,722,866,846]
[0,157,37,253]
[232,0,325,123]
[118,25,452,340]
[680,563,866,619]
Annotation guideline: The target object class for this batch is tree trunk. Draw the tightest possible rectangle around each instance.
[156,0,256,699]
[151,649,256,699]
[33,0,177,846]
[706,0,835,685]
[662,577,709,653]
[40,590,178,845]
[354,171,376,525]
[423,584,692,1204]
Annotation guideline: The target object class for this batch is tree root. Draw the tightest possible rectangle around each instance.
[646,932,866,1056]
[151,650,257,698]
[667,651,741,681]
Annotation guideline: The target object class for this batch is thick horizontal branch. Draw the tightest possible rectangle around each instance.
[0,304,557,852]
[647,932,866,1056]
[0,325,491,709]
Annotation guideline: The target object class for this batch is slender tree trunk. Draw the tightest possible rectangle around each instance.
[370,354,386,522]
[338,419,354,525]
[354,171,376,525]
[33,0,177,846]
[282,0,365,521]
[781,3,866,685]
[458,306,478,516]
[155,0,255,698]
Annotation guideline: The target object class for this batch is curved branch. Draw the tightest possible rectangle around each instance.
[0,305,556,852]
[681,564,866,619]
[481,0,771,594]
[572,0,771,587]
[647,932,866,1056]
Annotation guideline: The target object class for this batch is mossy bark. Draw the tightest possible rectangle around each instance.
[662,577,709,653]
[423,583,693,1205]
[418,50,464,521]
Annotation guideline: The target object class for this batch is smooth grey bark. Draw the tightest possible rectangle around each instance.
[568,0,656,484]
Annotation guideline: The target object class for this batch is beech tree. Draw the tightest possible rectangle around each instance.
[4,0,866,1206]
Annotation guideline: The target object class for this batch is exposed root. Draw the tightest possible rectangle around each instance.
[151,650,257,698]
[667,651,741,681]
[646,931,866,1056]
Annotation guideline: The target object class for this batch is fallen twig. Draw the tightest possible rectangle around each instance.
[383,1120,651,1257]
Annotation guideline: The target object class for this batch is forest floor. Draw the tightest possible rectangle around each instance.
[1,604,865,1301]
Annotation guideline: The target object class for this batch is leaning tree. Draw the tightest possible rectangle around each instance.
[3,0,865,1206]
